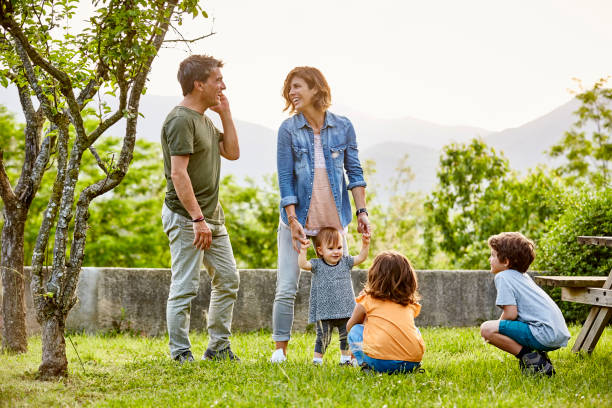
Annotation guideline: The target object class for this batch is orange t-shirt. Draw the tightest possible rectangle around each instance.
[356,293,425,362]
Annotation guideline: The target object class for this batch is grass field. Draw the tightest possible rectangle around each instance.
[1,326,610,407]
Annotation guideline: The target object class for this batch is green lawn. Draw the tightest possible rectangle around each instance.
[1,326,610,407]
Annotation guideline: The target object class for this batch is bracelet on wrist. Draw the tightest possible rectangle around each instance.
[356,208,368,217]
[191,216,205,223]
[287,215,299,225]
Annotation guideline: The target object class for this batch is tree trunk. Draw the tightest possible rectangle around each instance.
[1,207,27,353]
[38,312,68,380]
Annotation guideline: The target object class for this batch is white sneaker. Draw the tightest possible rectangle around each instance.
[270,348,286,363]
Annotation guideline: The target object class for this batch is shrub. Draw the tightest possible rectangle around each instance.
[534,188,612,322]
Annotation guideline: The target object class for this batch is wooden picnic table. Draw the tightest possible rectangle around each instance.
[535,236,612,354]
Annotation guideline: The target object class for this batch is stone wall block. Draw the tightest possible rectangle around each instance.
[11,268,541,335]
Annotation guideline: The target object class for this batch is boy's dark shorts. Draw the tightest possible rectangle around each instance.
[499,320,558,352]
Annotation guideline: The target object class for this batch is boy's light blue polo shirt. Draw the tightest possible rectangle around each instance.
[494,269,571,348]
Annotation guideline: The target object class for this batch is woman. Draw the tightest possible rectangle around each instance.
[271,66,371,363]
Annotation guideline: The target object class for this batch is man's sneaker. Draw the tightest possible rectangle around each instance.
[270,348,287,363]
[520,351,554,377]
[174,350,195,364]
[203,347,240,361]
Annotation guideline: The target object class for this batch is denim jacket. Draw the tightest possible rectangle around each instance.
[277,111,367,228]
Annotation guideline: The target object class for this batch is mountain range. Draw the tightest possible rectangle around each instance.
[0,91,580,201]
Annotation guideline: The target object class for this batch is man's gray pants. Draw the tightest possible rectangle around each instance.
[162,204,239,359]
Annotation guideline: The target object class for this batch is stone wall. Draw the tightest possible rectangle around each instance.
[13,267,507,336]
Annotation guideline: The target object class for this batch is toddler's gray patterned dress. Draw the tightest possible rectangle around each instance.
[308,256,356,323]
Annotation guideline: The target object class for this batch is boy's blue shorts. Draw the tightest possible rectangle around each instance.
[498,320,558,352]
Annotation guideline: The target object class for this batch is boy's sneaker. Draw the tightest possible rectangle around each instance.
[537,351,556,376]
[520,351,554,377]
[270,348,287,363]
[203,347,240,362]
[174,350,195,364]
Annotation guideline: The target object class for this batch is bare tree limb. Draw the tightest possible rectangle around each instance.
[86,64,128,146]
[163,30,215,43]
[88,146,108,175]
[11,38,59,123]
[30,120,69,302]
[14,78,45,204]
[28,124,57,198]
[0,149,17,206]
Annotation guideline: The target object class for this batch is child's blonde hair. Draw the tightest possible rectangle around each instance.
[364,250,420,306]
[313,227,343,258]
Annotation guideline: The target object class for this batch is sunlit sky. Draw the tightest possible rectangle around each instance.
[4,1,611,132]
[140,0,611,131]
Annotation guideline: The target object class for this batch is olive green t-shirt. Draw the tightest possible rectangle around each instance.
[161,106,225,224]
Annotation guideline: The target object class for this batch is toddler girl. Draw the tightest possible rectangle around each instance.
[347,250,425,373]
[298,227,370,365]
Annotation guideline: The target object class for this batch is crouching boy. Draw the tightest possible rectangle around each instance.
[480,232,570,376]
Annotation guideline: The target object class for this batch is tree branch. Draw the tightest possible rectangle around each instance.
[28,124,58,200]
[0,5,72,87]
[30,120,69,303]
[11,38,59,123]
[14,77,45,204]
[86,64,128,146]
[88,146,108,175]
[0,149,17,206]
[163,29,215,43]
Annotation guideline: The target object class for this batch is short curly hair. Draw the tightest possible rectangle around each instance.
[282,66,331,114]
[487,232,535,273]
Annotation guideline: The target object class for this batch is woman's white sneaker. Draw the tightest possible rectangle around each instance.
[270,348,287,363]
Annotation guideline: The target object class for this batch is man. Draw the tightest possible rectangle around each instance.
[161,55,240,363]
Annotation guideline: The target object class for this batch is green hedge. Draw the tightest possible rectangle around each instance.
[534,188,612,322]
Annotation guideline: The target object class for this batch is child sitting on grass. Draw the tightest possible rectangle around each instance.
[298,227,370,365]
[346,250,425,374]
[480,232,570,376]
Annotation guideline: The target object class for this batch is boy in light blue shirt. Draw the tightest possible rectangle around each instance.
[480,232,570,376]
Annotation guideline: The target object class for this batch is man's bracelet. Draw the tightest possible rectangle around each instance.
[287,215,298,225]
[356,208,368,217]
[191,216,205,223]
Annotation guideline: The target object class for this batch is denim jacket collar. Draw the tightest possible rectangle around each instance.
[295,111,336,130]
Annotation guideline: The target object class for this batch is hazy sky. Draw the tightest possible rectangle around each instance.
[2,1,610,132]
[141,0,611,131]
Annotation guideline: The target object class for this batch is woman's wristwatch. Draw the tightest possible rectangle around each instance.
[356,208,368,217]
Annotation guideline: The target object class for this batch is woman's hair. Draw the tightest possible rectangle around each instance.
[282,66,331,114]
[177,55,224,96]
[364,251,420,306]
[487,232,535,273]
[313,227,342,258]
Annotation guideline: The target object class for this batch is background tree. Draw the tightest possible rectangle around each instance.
[0,0,206,379]
[549,77,611,189]
[424,139,509,266]
[425,139,565,268]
